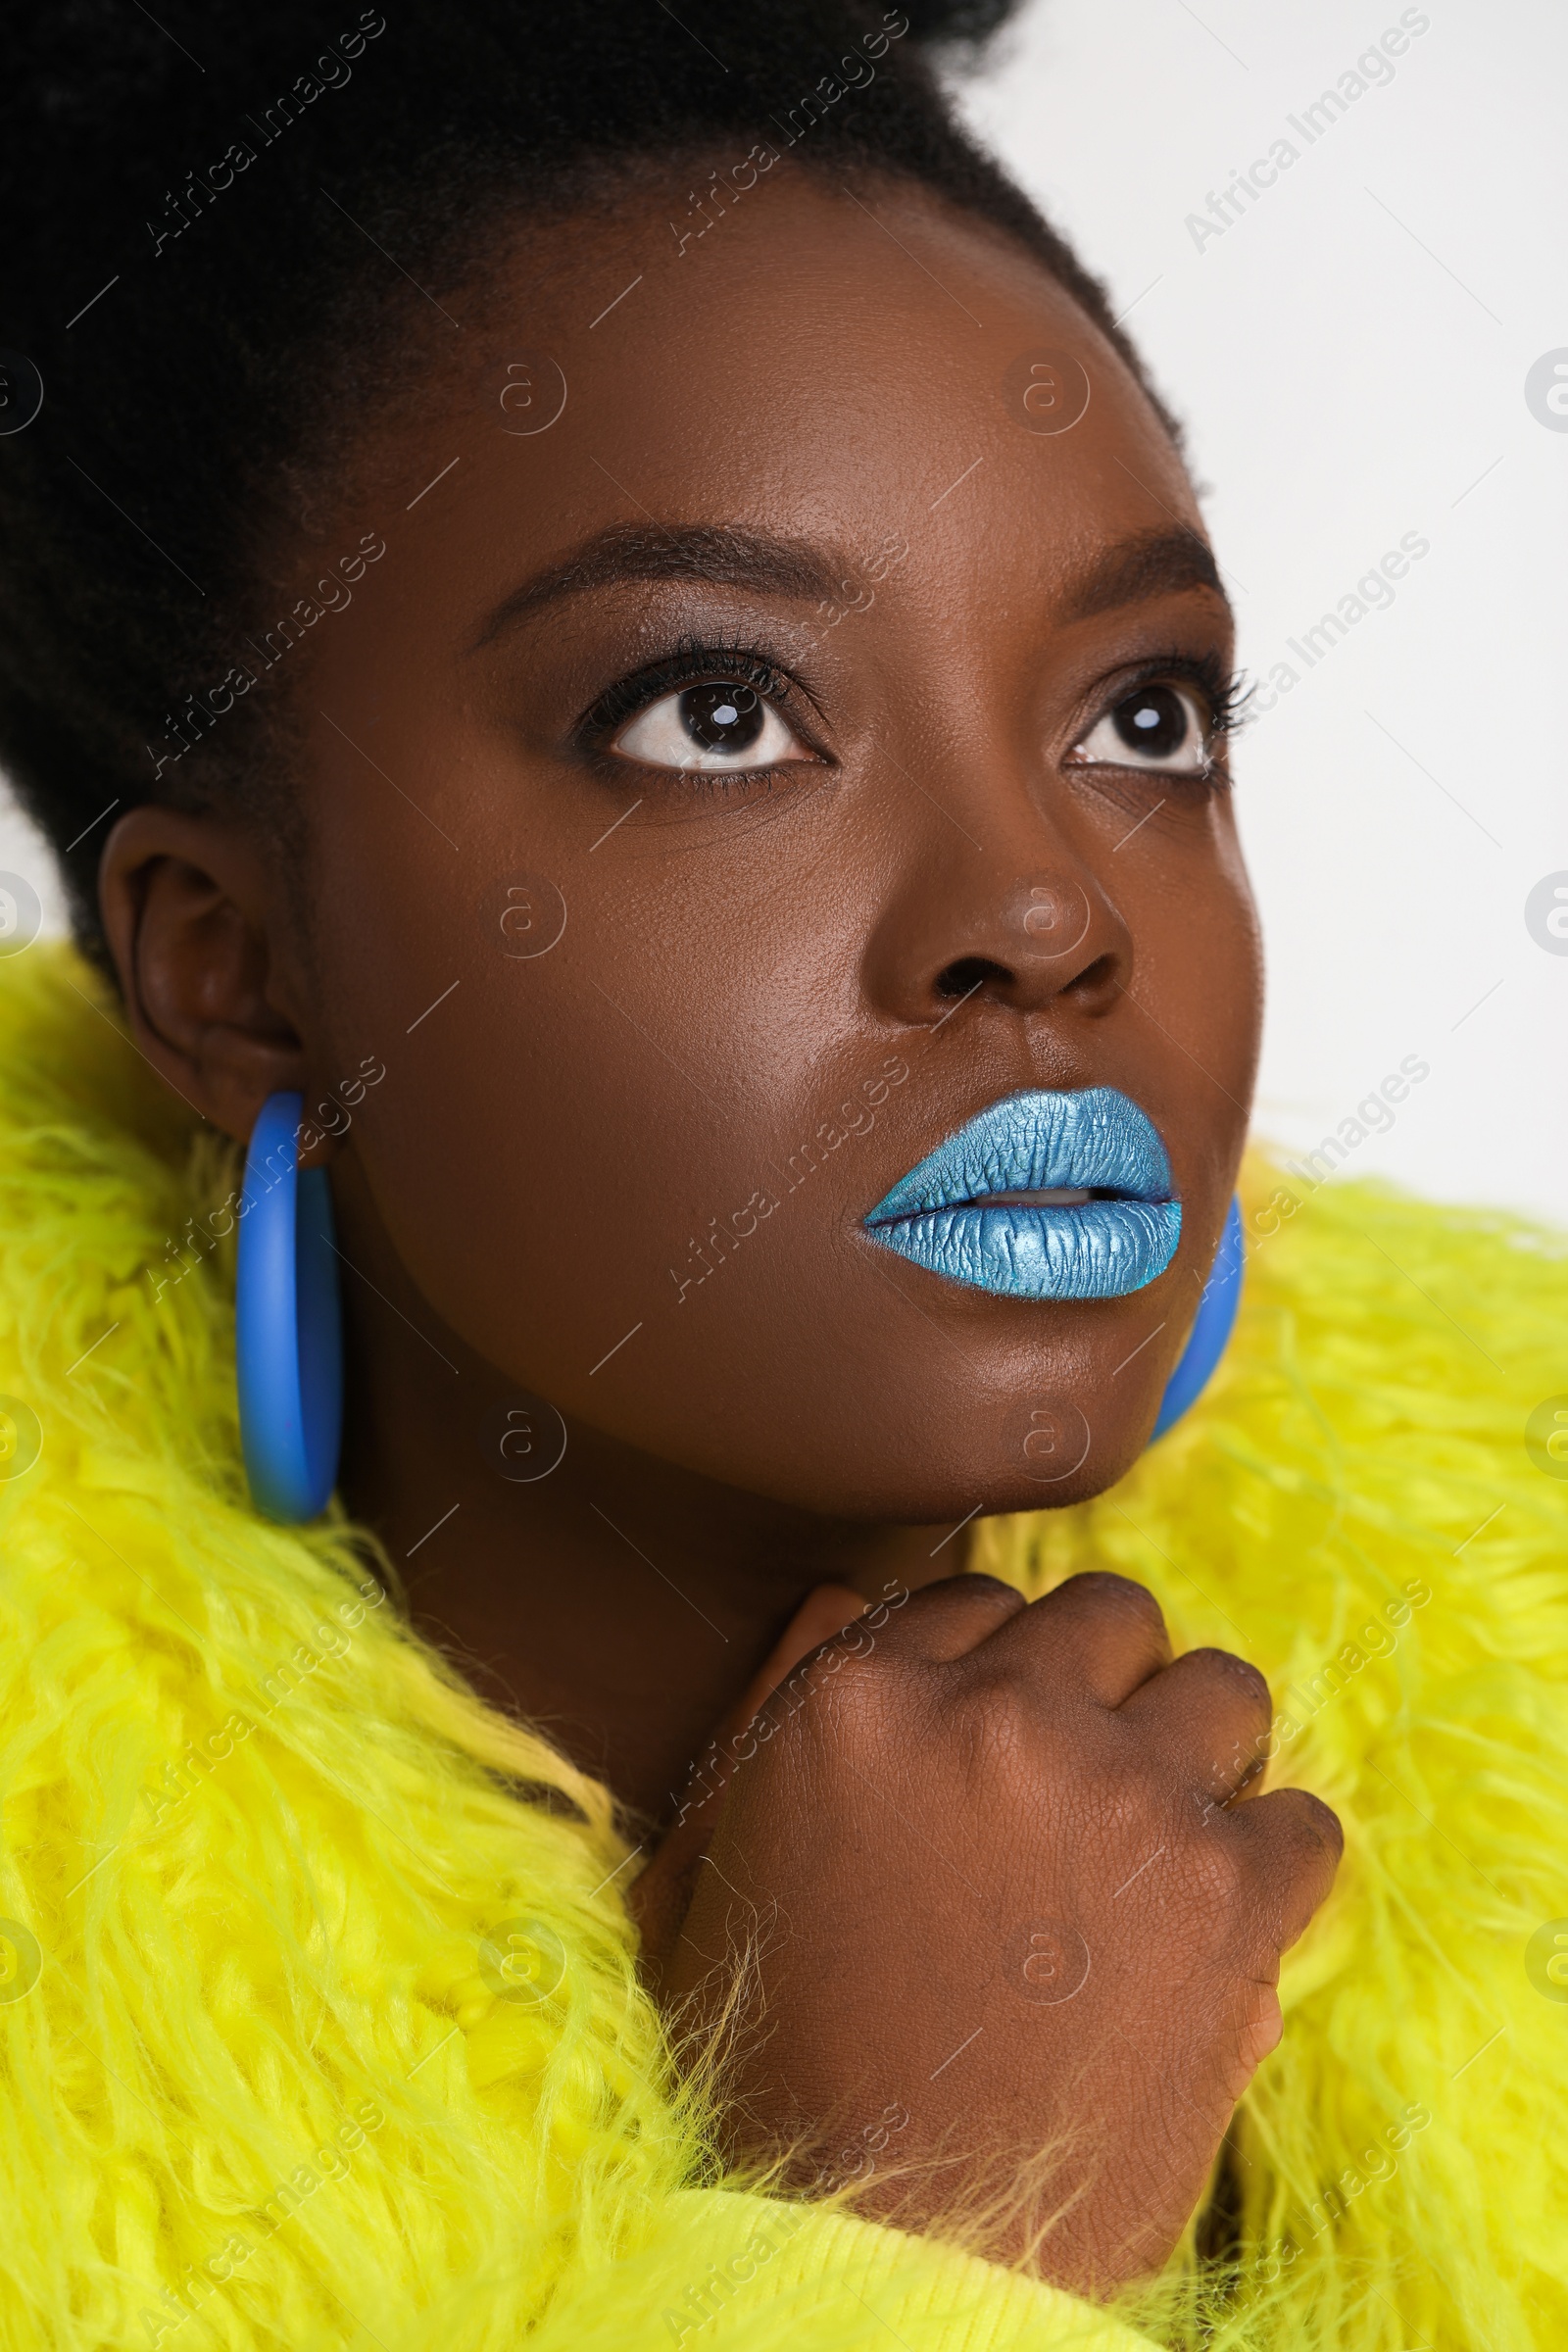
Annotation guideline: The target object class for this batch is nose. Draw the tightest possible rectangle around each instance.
[863,821,1132,1032]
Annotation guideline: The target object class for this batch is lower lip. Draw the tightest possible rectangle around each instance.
[866,1198,1181,1300]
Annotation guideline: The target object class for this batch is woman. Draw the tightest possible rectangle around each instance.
[0,2,1560,2345]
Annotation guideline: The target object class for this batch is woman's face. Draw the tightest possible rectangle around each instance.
[282,172,1261,1520]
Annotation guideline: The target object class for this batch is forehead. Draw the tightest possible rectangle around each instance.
[348,172,1200,607]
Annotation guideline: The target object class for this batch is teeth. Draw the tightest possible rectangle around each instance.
[865,1088,1175,1230]
[968,1187,1095,1208]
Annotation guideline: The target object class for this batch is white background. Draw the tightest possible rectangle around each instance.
[952,0,1568,1223]
[3,0,1563,1220]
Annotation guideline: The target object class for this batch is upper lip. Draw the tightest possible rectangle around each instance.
[864,1088,1174,1223]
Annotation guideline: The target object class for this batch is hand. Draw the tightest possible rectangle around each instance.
[631,1570,1342,2298]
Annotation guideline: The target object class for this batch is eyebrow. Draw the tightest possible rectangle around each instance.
[1057,527,1231,625]
[471,523,845,648]
[470,517,1231,650]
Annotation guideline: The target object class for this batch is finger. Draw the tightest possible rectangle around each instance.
[726,1583,871,1742]
[982,1570,1171,1706]
[659,1584,870,1847]
[1218,1979,1284,2109]
[1224,1785,1345,1951]
[630,1583,873,1971]
[1119,1646,1273,1799]
[875,1571,1026,1665]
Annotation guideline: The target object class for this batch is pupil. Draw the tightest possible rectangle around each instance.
[681,682,764,755]
[1113,684,1190,760]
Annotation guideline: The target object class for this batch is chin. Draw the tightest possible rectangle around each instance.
[773,1399,1162,1528]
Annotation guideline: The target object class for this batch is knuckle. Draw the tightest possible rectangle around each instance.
[1291,1789,1346,1861]
[904,1572,1022,1635]
[945,1571,1029,1627]
[1225,1787,1346,1894]
[1061,1570,1165,1627]
[1187,1646,1271,1713]
[953,1571,1023,1607]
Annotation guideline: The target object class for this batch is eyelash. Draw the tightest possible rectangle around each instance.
[1144,649,1245,734]
[1089,648,1248,779]
[575,641,1247,783]
[578,638,802,773]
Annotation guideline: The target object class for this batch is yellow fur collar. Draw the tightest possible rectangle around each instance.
[0,942,1563,2349]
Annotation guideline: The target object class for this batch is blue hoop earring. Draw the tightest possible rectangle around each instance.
[1150,1196,1243,1444]
[236,1091,344,1523]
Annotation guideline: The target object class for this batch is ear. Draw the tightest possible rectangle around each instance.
[99,804,316,1150]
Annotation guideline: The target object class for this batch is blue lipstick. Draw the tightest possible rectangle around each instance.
[863,1088,1180,1300]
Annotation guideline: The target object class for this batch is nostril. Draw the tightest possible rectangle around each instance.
[935,955,1012,999]
[1063,951,1120,1003]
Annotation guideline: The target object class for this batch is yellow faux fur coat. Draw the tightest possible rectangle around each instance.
[0,941,1563,2350]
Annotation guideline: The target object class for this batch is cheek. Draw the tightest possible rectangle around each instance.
[1115,801,1260,1069]
[311,760,911,1485]
[1206,804,1264,985]
[1102,805,1260,1277]
[1156,813,1264,1097]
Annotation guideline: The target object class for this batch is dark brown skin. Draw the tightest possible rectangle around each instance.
[98,171,1340,2294]
[641,1570,1339,2292]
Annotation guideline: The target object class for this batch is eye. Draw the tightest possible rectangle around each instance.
[612,679,809,772]
[1072,681,1213,776]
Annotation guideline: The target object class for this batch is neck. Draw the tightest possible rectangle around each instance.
[330,1177,958,1826]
